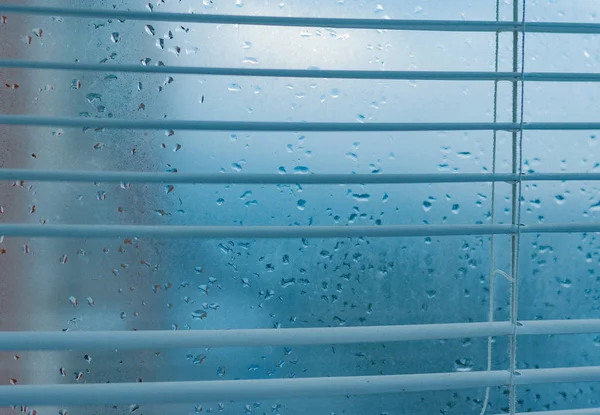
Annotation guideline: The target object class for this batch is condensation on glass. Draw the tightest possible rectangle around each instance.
[0,0,597,414]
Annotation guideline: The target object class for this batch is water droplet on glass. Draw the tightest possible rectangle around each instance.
[330,88,340,98]
[231,163,242,172]
[278,166,287,174]
[382,193,389,202]
[192,309,207,320]
[356,114,366,123]
[293,166,309,174]
[457,151,471,159]
[228,83,242,92]
[556,277,572,288]
[111,32,119,43]
[145,25,155,36]
[422,201,432,212]
[352,193,370,202]
[243,41,252,49]
[451,204,460,214]
[203,0,214,8]
[589,201,600,212]
[297,199,306,210]
[454,357,474,372]
[216,198,224,206]
[86,93,102,103]
[281,278,296,288]
[235,0,244,6]
[555,194,566,205]
[242,57,258,65]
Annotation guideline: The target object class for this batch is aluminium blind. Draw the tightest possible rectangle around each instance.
[0,1,599,414]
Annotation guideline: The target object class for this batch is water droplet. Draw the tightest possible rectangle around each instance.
[278,166,287,174]
[228,83,242,92]
[84,354,92,363]
[281,278,296,288]
[297,199,306,210]
[589,201,600,212]
[330,88,340,98]
[216,198,224,206]
[202,0,214,8]
[352,193,370,202]
[382,193,389,202]
[422,201,432,212]
[556,277,572,288]
[293,166,309,174]
[235,0,244,6]
[193,354,206,364]
[111,32,119,43]
[457,151,471,159]
[356,114,366,123]
[454,357,474,372]
[165,185,175,194]
[243,41,252,49]
[145,25,155,36]
[555,194,566,205]
[451,204,460,214]
[85,93,102,103]
[231,163,243,172]
[192,309,207,320]
[426,289,437,299]
[68,296,78,308]
[242,57,258,64]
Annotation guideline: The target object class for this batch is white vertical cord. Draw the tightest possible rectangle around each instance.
[509,0,526,414]
[478,0,502,412]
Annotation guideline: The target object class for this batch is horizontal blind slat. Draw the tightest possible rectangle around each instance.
[0,115,520,131]
[2,6,600,34]
[2,170,600,184]
[1,319,599,351]
[0,224,517,238]
[4,116,600,131]
[1,223,600,238]
[1,60,599,82]
[2,367,600,405]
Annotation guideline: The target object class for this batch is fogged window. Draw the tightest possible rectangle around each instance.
[1,1,599,414]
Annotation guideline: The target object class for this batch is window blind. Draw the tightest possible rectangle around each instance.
[0,1,598,414]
